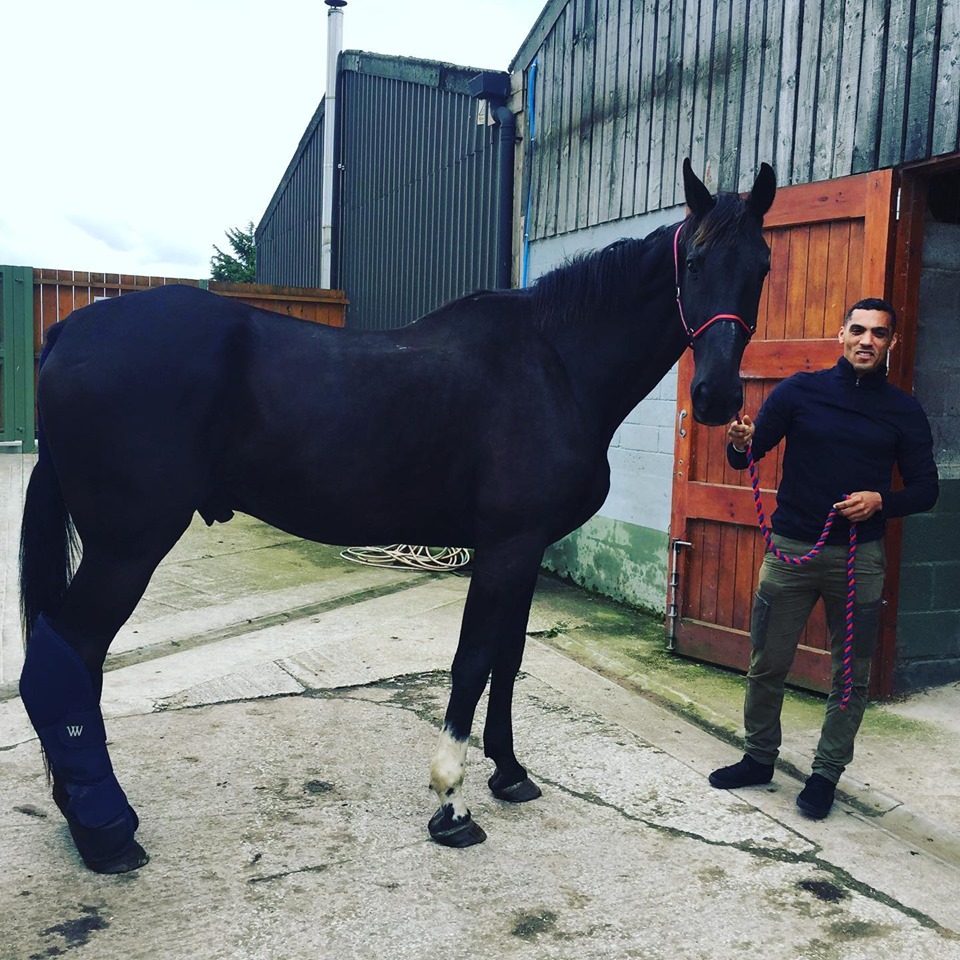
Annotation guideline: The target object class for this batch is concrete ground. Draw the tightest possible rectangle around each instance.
[1,454,959,960]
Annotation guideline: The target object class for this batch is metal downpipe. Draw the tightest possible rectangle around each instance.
[493,105,517,290]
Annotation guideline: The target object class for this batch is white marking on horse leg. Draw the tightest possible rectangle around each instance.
[429,726,469,820]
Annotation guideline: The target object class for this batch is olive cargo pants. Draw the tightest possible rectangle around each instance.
[743,536,886,784]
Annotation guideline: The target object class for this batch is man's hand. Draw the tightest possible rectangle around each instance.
[728,415,755,451]
[834,491,883,522]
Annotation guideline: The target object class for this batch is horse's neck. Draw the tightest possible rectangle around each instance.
[545,247,688,444]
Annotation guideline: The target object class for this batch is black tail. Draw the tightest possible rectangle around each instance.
[19,323,80,643]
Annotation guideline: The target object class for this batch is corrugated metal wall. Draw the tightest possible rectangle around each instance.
[256,104,326,288]
[336,53,503,330]
[256,52,506,330]
[513,0,960,243]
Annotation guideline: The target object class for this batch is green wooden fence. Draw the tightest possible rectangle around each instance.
[0,266,36,453]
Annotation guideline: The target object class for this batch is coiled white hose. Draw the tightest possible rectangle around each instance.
[339,543,471,571]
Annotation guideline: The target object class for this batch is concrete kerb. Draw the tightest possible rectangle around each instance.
[519,629,960,874]
[534,630,960,873]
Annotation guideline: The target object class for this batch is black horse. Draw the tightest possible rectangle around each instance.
[19,160,775,873]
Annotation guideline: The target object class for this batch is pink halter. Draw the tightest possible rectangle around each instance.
[674,223,754,345]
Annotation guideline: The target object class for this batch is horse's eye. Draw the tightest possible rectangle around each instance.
[685,257,700,275]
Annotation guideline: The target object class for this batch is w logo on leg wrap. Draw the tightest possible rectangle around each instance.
[19,616,141,870]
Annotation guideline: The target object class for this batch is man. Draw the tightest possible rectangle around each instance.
[708,298,939,818]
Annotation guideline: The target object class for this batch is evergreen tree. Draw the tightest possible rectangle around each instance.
[210,222,256,282]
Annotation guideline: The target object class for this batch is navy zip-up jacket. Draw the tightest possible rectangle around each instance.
[727,357,939,544]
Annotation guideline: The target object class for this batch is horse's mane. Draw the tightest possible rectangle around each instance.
[530,192,749,331]
[689,192,749,249]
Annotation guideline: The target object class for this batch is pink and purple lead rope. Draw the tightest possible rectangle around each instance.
[742,439,857,710]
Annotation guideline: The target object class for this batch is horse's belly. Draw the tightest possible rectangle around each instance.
[232,474,478,549]
[224,406,604,551]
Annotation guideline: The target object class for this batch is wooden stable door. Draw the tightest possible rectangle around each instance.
[669,171,898,694]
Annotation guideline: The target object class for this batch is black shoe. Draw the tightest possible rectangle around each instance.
[796,773,836,819]
[708,754,774,789]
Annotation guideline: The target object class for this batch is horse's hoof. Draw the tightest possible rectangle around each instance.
[428,806,487,848]
[65,810,149,874]
[488,769,542,803]
[85,839,150,875]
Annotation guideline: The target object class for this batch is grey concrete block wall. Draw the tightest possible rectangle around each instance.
[913,221,960,479]
[895,215,960,692]
[897,483,960,690]
[604,374,679,535]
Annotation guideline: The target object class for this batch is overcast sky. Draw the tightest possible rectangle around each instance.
[0,0,545,279]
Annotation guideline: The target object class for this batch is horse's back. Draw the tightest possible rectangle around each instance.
[44,285,259,372]
[39,284,323,417]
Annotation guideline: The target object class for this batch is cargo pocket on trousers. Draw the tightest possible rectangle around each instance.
[853,599,882,658]
[750,590,773,650]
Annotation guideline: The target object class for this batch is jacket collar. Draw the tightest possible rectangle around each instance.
[835,355,888,387]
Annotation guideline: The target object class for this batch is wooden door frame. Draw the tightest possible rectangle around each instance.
[875,166,923,697]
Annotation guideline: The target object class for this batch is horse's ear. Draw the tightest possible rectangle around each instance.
[746,162,777,219]
[683,158,715,218]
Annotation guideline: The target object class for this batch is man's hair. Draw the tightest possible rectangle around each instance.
[844,297,897,332]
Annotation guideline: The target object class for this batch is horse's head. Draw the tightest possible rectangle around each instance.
[677,159,776,425]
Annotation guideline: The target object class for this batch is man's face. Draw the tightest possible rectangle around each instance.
[839,308,898,375]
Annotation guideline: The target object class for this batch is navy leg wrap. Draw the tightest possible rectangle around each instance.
[19,615,143,871]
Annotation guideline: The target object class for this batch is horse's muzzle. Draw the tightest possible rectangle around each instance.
[691,380,744,426]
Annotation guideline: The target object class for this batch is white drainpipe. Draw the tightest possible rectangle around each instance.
[321,0,346,289]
